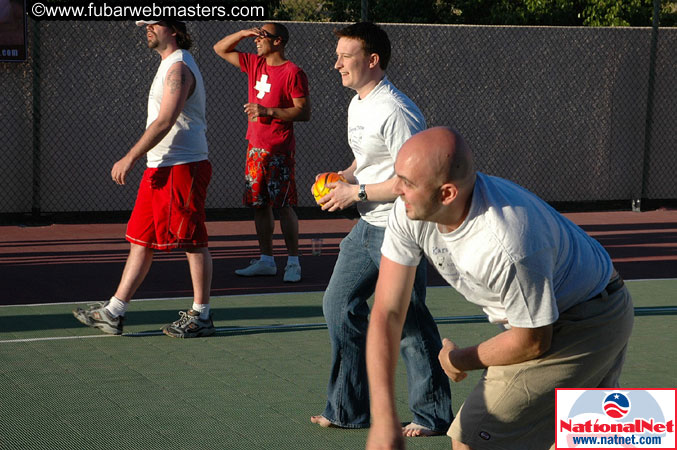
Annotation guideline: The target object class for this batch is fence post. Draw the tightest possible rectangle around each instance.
[637,0,661,212]
[31,19,41,219]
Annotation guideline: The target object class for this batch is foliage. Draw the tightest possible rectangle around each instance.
[269,0,677,26]
[272,0,334,22]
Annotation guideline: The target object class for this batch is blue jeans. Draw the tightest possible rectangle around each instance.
[321,219,452,430]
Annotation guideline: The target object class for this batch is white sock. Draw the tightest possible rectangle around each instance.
[287,255,299,266]
[105,296,128,317]
[192,302,210,320]
[259,254,275,266]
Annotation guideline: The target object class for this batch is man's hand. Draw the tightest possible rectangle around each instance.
[111,155,136,185]
[244,102,268,120]
[246,27,264,38]
[366,421,405,450]
[438,338,468,382]
[320,180,357,211]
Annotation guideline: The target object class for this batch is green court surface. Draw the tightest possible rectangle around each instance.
[1,280,675,449]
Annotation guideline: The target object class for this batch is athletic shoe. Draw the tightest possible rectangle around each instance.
[235,259,277,277]
[72,301,124,335]
[283,263,302,283]
[162,310,215,338]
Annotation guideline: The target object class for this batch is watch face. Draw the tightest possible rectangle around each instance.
[359,186,367,201]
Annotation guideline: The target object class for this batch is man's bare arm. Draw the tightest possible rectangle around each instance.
[111,62,193,185]
[244,96,311,122]
[213,28,260,68]
[365,256,417,450]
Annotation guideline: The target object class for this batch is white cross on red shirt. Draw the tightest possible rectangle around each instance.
[255,74,271,99]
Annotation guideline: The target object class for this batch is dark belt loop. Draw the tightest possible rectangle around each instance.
[590,270,623,302]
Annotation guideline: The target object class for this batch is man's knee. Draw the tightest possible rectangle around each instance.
[185,246,210,256]
[276,205,296,218]
[452,438,472,450]
[129,242,153,255]
[322,289,342,319]
[254,204,274,215]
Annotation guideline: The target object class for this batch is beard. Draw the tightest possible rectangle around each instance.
[147,34,158,49]
[404,193,443,222]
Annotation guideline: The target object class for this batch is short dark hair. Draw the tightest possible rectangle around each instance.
[334,22,391,70]
[268,22,289,45]
[167,20,192,50]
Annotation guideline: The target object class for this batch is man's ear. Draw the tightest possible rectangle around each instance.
[369,53,380,69]
[440,183,458,205]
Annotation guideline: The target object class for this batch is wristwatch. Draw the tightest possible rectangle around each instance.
[358,184,368,202]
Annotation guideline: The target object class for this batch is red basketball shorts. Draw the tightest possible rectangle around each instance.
[243,144,297,208]
[126,160,212,251]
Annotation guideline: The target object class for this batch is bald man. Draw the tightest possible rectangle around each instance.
[366,127,634,449]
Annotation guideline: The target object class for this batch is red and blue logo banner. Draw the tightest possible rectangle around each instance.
[556,389,676,449]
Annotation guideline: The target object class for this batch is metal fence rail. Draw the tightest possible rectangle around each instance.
[1,20,675,220]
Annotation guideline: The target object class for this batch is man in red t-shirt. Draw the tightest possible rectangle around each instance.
[214,23,311,283]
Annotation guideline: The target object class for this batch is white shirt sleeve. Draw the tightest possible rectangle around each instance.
[501,249,560,328]
[381,109,420,160]
[381,199,424,267]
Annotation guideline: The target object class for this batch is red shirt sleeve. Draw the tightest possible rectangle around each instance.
[239,52,252,74]
[289,69,309,99]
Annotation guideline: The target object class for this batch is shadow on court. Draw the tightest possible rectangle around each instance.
[0,305,325,333]
[1,212,676,306]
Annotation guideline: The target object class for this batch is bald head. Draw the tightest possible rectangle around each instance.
[399,127,475,188]
[394,127,475,226]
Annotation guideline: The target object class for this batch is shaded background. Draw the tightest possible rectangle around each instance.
[1,20,676,221]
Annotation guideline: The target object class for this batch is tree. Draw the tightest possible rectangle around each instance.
[269,0,675,26]
[271,0,334,22]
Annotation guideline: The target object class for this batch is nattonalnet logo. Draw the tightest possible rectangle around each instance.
[556,389,676,449]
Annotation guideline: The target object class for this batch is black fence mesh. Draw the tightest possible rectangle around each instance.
[1,19,675,221]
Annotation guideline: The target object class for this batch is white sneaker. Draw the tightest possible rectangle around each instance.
[283,263,302,283]
[235,259,277,277]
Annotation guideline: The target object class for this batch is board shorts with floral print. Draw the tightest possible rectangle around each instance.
[243,144,297,208]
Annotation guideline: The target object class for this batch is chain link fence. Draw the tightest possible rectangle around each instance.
[1,19,675,222]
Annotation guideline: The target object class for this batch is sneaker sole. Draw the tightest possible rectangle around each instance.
[72,310,122,335]
[162,327,216,339]
[92,322,123,335]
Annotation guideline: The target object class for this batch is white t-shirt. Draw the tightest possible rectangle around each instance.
[146,49,208,168]
[348,77,425,227]
[381,173,613,328]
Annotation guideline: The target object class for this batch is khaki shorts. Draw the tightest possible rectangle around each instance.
[448,280,634,450]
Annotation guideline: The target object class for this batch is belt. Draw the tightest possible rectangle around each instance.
[590,271,624,301]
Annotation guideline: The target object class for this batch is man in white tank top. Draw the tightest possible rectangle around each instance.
[73,20,215,339]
